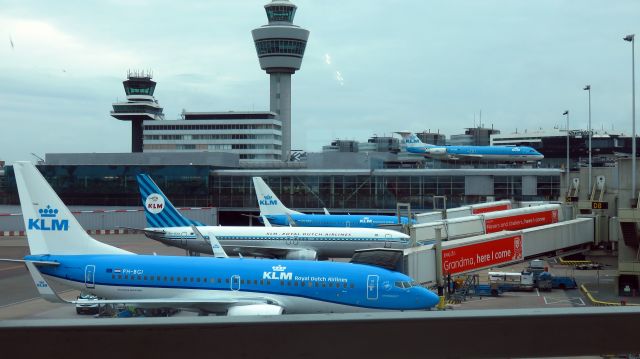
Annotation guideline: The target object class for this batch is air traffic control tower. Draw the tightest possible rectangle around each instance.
[111,71,165,152]
[252,0,309,161]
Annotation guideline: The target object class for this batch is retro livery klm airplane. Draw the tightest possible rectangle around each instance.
[397,131,544,162]
[3,162,439,316]
[253,177,414,228]
[136,174,410,260]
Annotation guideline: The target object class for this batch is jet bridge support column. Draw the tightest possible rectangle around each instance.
[435,227,445,310]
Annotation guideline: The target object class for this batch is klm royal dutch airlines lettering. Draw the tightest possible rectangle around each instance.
[259,195,278,206]
[263,265,293,280]
[28,205,69,231]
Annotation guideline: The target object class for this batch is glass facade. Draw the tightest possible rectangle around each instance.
[1,167,561,220]
[144,124,281,131]
[265,5,296,22]
[112,105,163,114]
[255,39,307,57]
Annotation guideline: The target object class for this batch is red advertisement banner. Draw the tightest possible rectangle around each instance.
[471,204,511,214]
[442,235,523,275]
[484,210,558,233]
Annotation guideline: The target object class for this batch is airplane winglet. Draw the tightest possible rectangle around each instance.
[323,208,330,215]
[191,225,228,258]
[25,261,68,303]
[285,213,298,227]
[261,215,273,227]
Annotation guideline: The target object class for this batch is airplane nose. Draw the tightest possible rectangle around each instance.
[416,287,440,309]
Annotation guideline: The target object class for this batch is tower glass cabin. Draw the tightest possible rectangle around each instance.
[111,71,165,152]
[252,0,309,161]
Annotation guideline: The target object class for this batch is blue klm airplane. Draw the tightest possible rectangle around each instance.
[253,177,414,228]
[397,131,544,162]
[4,162,438,315]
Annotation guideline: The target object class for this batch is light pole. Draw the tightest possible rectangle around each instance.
[625,34,636,205]
[584,85,592,191]
[563,110,570,193]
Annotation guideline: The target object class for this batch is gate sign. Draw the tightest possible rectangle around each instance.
[484,210,558,233]
[442,235,523,275]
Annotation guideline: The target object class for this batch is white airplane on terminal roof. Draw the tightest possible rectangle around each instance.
[1,161,439,316]
[136,174,410,260]
[397,131,544,162]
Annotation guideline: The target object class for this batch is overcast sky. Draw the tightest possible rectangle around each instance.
[1,0,638,163]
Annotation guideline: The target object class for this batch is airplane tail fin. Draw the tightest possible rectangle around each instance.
[395,131,433,148]
[252,177,302,216]
[136,174,204,228]
[13,161,131,255]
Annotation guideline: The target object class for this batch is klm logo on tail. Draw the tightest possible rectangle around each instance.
[405,136,422,144]
[259,195,278,206]
[28,205,69,231]
[145,193,165,214]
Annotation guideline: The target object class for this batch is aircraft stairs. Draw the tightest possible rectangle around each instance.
[448,274,479,304]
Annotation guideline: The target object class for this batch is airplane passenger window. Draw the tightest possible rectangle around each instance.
[170,277,174,281]
[253,280,258,285]
[328,282,333,287]
[343,283,348,288]
[241,279,245,284]
[124,275,129,279]
[111,274,115,279]
[183,277,188,282]
[301,282,306,287]
[260,280,264,285]
[322,283,326,287]
[218,278,222,283]
[350,283,355,289]
[280,280,285,286]
[177,277,181,282]
[287,281,291,286]
[225,278,230,283]
[294,282,298,287]
[190,277,194,282]
[118,275,122,279]
[163,276,167,281]
[138,275,142,280]
[144,276,147,280]
[315,282,319,287]
[267,280,271,285]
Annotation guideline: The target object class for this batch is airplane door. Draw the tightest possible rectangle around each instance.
[181,232,188,248]
[366,275,379,300]
[84,265,95,289]
[231,275,241,291]
[384,234,392,248]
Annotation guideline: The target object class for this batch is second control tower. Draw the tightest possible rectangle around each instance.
[252,0,309,161]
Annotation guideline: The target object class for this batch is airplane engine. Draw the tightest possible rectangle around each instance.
[227,304,284,316]
[426,147,447,155]
[285,249,318,260]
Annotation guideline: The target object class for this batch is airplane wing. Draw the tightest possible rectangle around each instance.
[191,225,228,258]
[224,245,291,258]
[119,227,166,236]
[323,208,331,215]
[453,154,483,159]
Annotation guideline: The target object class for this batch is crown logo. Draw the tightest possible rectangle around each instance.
[38,205,58,218]
[149,195,159,202]
[272,265,286,272]
[264,195,272,200]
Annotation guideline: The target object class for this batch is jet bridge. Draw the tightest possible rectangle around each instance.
[415,200,513,223]
[403,217,594,284]
[410,204,562,244]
